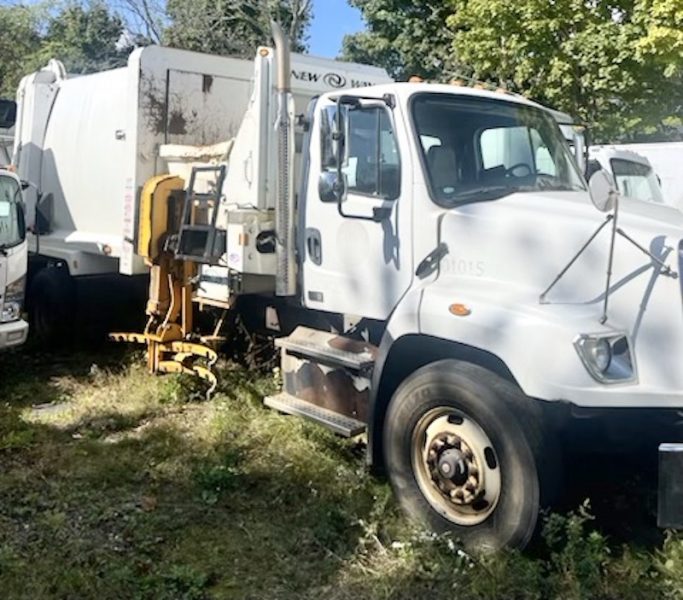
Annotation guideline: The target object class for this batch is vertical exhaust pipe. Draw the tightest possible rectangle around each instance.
[272,21,296,296]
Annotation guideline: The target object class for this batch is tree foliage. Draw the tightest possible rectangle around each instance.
[342,1,457,80]
[37,2,127,73]
[0,1,126,96]
[164,0,312,57]
[0,5,42,96]
[344,0,682,142]
[448,0,682,141]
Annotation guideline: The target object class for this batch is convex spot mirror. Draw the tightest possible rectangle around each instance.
[588,169,617,213]
[319,170,347,203]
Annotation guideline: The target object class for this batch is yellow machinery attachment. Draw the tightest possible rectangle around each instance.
[110,174,220,394]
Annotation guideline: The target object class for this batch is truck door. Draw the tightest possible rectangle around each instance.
[302,98,412,320]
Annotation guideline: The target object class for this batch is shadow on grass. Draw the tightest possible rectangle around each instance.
[0,346,680,600]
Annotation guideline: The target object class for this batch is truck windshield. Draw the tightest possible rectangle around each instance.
[412,93,585,206]
[610,158,665,204]
[0,176,24,248]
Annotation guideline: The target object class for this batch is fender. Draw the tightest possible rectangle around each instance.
[366,276,678,469]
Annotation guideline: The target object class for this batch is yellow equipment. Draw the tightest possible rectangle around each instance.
[110,174,220,394]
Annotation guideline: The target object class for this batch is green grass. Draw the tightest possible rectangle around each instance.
[1,345,683,599]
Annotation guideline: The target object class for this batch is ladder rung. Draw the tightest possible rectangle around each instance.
[275,327,376,371]
[264,393,366,437]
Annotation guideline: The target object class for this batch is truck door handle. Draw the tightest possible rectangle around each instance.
[306,228,322,265]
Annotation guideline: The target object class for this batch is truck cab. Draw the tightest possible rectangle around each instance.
[589,145,666,205]
[0,169,28,349]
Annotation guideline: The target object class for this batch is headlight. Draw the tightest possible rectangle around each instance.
[575,333,635,384]
[1,275,25,323]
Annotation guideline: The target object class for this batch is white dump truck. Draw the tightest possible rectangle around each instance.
[14,26,683,550]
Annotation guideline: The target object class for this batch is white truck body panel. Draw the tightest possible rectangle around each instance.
[13,47,391,277]
[300,83,683,409]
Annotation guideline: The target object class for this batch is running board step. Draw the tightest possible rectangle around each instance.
[264,393,366,437]
[275,326,376,372]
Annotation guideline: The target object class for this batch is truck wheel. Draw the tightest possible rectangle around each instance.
[29,267,75,347]
[383,359,556,552]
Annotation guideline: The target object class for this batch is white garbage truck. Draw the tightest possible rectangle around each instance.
[14,26,683,550]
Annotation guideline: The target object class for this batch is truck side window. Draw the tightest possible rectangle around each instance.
[344,107,400,200]
[480,126,534,172]
[320,104,400,201]
[610,158,665,204]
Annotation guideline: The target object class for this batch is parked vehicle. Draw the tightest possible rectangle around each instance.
[0,168,27,350]
[14,26,683,551]
[597,142,683,210]
[589,145,666,205]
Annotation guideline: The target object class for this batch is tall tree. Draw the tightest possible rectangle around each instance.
[342,0,456,80]
[112,0,166,44]
[36,2,127,73]
[343,0,681,141]
[164,0,312,57]
[448,0,682,141]
[0,5,42,96]
[0,1,130,96]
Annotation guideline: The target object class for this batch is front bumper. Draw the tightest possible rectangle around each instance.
[0,319,28,349]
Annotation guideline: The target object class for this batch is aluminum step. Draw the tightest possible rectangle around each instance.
[275,326,376,372]
[264,393,366,437]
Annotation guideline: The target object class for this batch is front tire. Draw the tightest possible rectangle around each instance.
[383,360,556,552]
[29,266,75,347]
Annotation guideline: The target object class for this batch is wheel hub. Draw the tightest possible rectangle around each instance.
[427,433,483,505]
[437,448,468,484]
[412,408,502,526]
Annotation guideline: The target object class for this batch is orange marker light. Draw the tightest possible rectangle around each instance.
[449,303,471,317]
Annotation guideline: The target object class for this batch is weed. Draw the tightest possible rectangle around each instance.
[0,347,681,599]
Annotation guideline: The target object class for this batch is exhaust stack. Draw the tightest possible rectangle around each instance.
[272,21,296,296]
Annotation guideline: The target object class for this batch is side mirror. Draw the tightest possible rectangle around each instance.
[318,170,347,203]
[588,169,617,212]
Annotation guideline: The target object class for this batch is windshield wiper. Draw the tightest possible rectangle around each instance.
[534,174,584,192]
[450,185,521,203]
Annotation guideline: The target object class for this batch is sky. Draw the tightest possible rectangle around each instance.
[1,0,366,58]
[308,0,365,58]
